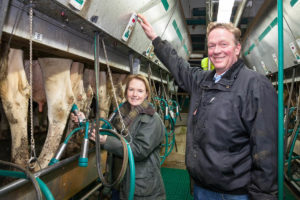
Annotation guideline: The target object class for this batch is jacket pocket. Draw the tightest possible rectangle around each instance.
[134,167,157,196]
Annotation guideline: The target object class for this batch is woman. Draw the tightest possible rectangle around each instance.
[91,74,166,200]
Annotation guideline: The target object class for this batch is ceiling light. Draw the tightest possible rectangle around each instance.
[190,53,203,59]
[217,0,235,23]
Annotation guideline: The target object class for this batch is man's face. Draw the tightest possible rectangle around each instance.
[207,28,241,74]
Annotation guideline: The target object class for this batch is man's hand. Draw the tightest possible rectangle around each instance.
[137,14,158,41]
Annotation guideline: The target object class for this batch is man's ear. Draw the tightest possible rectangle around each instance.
[235,43,241,56]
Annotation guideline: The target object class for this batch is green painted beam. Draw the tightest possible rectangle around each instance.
[161,0,169,11]
[290,0,299,7]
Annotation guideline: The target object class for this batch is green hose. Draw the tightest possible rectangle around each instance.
[126,140,135,200]
[286,127,300,181]
[36,177,55,200]
[64,127,85,143]
[277,0,284,199]
[154,97,178,165]
[0,170,54,200]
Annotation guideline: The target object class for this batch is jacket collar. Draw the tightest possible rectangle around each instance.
[202,59,244,90]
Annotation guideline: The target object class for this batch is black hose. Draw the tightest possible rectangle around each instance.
[98,128,128,186]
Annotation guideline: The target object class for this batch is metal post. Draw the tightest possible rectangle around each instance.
[277,0,284,199]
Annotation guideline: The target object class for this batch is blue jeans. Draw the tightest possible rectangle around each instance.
[194,184,249,200]
[111,188,120,200]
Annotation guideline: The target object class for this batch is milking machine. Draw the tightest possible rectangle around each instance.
[147,64,181,165]
[284,85,300,192]
[154,97,179,165]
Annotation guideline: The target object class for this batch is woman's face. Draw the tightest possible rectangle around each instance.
[126,78,148,106]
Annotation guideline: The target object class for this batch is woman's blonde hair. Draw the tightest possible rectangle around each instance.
[125,74,151,102]
[207,22,241,44]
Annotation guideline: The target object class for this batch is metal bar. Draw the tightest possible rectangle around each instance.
[0,0,10,41]
[277,0,284,199]
[0,149,93,195]
[79,182,102,200]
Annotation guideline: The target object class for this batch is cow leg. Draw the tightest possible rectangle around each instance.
[0,101,9,140]
[109,74,127,110]
[82,69,95,118]
[66,62,88,155]
[36,58,74,170]
[99,71,109,119]
[70,62,86,111]
[0,48,30,167]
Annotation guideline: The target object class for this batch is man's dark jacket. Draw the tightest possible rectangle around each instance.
[153,37,278,200]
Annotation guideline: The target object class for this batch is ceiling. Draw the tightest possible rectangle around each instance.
[179,0,266,64]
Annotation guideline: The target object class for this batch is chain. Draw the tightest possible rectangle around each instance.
[101,39,127,137]
[28,0,38,169]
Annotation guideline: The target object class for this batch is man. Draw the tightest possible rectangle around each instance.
[138,14,278,200]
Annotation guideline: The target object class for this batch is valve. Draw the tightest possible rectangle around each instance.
[49,143,67,166]
[71,104,85,126]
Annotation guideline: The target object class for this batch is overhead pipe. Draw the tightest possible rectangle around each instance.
[277,0,284,199]
[205,0,213,54]
[205,0,216,69]
[233,0,248,27]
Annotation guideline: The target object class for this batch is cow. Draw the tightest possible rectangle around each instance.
[36,58,74,170]
[0,47,30,167]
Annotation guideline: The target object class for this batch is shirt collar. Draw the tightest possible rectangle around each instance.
[213,70,227,83]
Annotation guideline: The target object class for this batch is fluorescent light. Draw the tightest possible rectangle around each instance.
[217,0,235,23]
[190,53,203,58]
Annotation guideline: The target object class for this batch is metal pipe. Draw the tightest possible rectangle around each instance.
[205,0,214,52]
[79,182,103,200]
[0,170,54,200]
[0,149,94,195]
[0,0,10,41]
[78,121,90,167]
[277,0,284,199]
[233,0,248,27]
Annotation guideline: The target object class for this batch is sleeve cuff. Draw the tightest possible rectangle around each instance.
[152,36,162,47]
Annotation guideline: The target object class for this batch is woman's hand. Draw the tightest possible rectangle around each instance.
[89,128,107,144]
[137,14,157,41]
[70,112,85,123]
[70,112,107,143]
